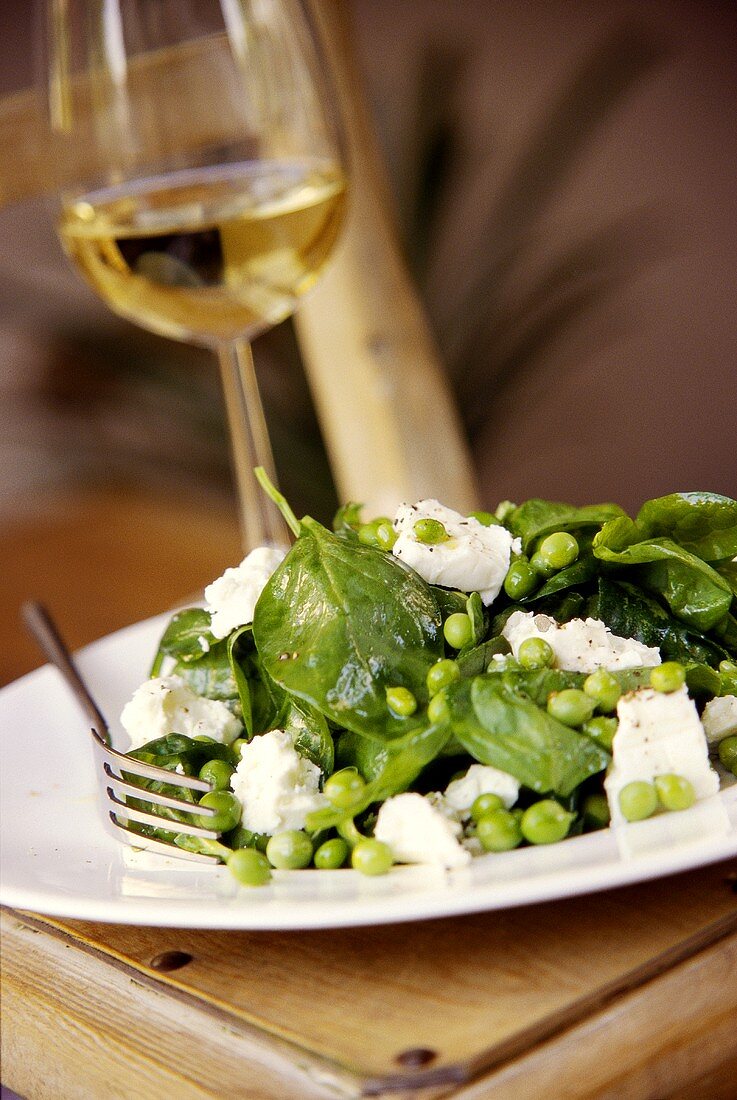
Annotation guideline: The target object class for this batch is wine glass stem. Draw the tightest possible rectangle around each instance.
[217,340,290,551]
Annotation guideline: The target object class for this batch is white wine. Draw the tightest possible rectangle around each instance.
[59,160,347,345]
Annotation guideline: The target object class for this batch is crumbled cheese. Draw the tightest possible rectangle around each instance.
[502,611,661,673]
[391,499,520,606]
[374,792,471,867]
[604,686,720,825]
[205,545,286,640]
[444,764,520,814]
[701,695,737,745]
[230,729,327,835]
[120,675,242,751]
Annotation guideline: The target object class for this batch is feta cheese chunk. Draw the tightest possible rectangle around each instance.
[701,695,737,746]
[230,729,327,835]
[121,675,242,751]
[605,686,720,824]
[444,764,520,814]
[374,792,471,867]
[392,499,520,606]
[502,611,661,673]
[205,546,285,640]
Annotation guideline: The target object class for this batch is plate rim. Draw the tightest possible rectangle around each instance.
[1,612,736,930]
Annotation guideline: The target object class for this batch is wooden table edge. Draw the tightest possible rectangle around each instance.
[3,901,737,1098]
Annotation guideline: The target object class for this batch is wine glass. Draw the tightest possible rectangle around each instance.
[40,0,347,548]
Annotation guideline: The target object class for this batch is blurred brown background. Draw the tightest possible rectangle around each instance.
[1,0,736,682]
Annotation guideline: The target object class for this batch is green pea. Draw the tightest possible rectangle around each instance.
[537,532,579,571]
[313,837,350,870]
[717,735,737,774]
[582,793,611,830]
[618,780,658,822]
[476,808,523,851]
[529,551,557,578]
[413,517,449,544]
[265,830,313,870]
[650,662,686,693]
[444,613,473,649]
[351,839,394,876]
[547,688,596,727]
[520,800,574,844]
[231,737,248,758]
[518,636,555,670]
[470,792,505,821]
[427,690,450,725]
[583,668,622,713]
[197,790,242,832]
[468,510,499,527]
[386,685,417,717]
[323,767,367,810]
[375,521,397,551]
[227,847,271,886]
[198,758,235,791]
[357,519,383,547]
[503,558,539,600]
[582,715,618,751]
[426,658,461,696]
[654,773,696,812]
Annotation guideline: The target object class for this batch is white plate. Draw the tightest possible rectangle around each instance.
[1,614,736,930]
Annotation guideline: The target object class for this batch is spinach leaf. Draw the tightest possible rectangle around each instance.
[713,612,737,655]
[684,662,722,697]
[491,667,585,703]
[171,640,240,704]
[490,591,586,637]
[715,559,737,598]
[150,608,215,676]
[509,499,625,553]
[227,625,254,736]
[594,577,730,666]
[430,586,469,619]
[635,492,737,562]
[522,554,598,601]
[466,591,487,646]
[305,721,451,830]
[275,693,334,775]
[253,518,443,741]
[446,677,608,796]
[457,637,511,678]
[332,501,364,538]
[593,522,732,631]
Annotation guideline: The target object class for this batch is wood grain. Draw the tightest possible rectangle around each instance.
[3,859,736,1098]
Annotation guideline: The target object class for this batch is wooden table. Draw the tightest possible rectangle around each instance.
[2,489,736,1100]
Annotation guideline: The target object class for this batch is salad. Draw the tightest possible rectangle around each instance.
[119,473,737,886]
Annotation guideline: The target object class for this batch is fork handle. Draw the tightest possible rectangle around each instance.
[21,601,111,746]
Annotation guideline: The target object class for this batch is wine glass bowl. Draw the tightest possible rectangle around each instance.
[41,0,347,545]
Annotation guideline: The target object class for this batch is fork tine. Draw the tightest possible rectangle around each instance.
[91,726,213,792]
[22,600,230,864]
[103,763,218,817]
[106,790,220,837]
[109,818,221,864]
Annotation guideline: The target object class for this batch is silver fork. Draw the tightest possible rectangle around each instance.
[22,601,222,864]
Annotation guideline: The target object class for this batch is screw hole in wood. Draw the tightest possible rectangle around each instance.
[395,1047,437,1068]
[150,950,193,971]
